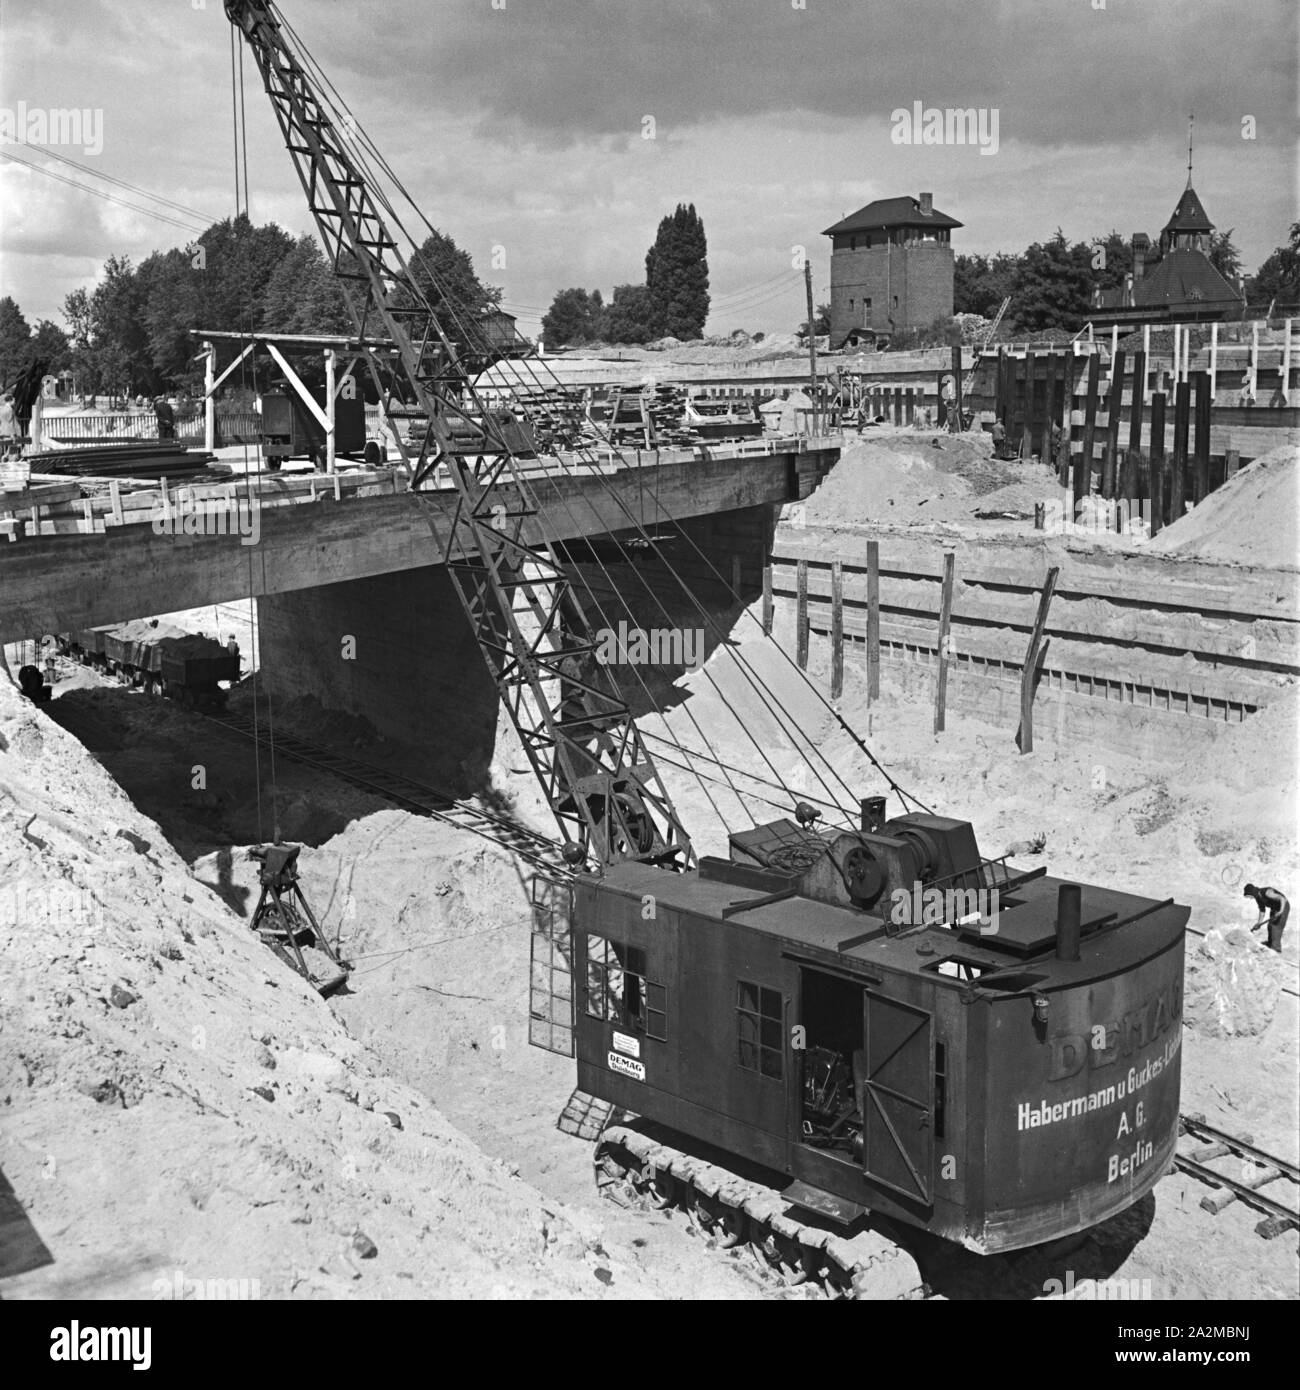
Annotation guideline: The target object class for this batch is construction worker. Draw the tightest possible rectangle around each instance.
[991,417,1010,459]
[941,375,959,433]
[0,390,17,459]
[1243,884,1289,954]
[155,396,176,441]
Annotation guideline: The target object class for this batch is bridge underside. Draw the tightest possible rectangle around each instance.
[256,504,776,794]
[3,443,836,794]
[1,445,835,643]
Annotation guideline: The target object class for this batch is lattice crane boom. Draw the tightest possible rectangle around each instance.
[225,0,692,871]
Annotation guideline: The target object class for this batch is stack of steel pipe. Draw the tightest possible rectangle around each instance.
[31,441,216,480]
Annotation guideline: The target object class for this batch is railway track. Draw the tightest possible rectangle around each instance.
[1174,1113,1300,1240]
[204,706,568,877]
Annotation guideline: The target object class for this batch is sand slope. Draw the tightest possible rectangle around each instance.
[1149,444,1299,568]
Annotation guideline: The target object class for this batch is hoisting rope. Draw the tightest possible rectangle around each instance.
[261,2,934,836]
[229,22,282,842]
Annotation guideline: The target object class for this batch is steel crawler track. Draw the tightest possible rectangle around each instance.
[595,1122,928,1299]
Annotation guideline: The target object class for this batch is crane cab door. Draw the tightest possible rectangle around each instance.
[861,991,934,1205]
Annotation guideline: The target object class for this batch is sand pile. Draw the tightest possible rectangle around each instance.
[798,435,1053,531]
[801,438,975,525]
[192,802,770,1299]
[1148,444,1299,568]
[1184,927,1291,1038]
[0,673,739,1300]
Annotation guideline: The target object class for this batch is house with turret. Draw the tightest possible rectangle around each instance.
[1086,175,1242,330]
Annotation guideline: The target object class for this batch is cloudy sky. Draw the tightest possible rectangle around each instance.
[2,0,1296,339]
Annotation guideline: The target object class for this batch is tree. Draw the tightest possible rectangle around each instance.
[953,252,1019,319]
[541,287,605,348]
[795,302,832,338]
[1011,230,1094,332]
[261,235,352,337]
[644,203,709,339]
[63,287,99,394]
[602,284,655,345]
[137,248,203,388]
[0,296,31,387]
[29,320,69,375]
[1250,225,1300,302]
[405,229,501,327]
[1208,228,1242,283]
[1089,230,1134,296]
[1247,223,1300,305]
[192,215,296,333]
[93,254,153,395]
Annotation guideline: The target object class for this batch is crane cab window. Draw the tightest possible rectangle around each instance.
[584,935,667,1040]
[736,980,783,1079]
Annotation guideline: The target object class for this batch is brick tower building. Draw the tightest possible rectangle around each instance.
[823,192,962,348]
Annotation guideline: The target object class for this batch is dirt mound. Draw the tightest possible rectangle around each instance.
[4,674,682,1299]
[1184,927,1289,1038]
[1147,444,1299,568]
[801,438,973,525]
[799,434,1050,529]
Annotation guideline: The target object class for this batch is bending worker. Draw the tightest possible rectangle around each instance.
[1243,883,1289,954]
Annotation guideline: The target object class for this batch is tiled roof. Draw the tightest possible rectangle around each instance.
[1162,185,1213,234]
[1134,248,1237,307]
[823,196,962,236]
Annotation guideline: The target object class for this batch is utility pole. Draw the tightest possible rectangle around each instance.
[804,259,820,434]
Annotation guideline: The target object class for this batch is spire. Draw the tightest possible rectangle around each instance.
[1186,111,1194,188]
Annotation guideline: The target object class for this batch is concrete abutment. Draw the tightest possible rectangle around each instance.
[257,565,500,796]
[256,503,779,789]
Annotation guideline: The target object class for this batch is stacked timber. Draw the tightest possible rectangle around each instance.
[33,441,216,481]
[645,383,698,447]
[604,387,651,448]
[512,388,594,452]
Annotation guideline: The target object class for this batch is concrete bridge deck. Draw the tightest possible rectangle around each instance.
[0,435,841,642]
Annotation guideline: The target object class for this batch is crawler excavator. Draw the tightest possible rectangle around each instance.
[226,1,1189,1293]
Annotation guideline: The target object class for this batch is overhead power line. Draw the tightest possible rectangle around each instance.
[16,143,210,222]
[0,149,208,237]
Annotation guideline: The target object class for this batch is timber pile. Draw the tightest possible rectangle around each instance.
[513,387,595,451]
[33,441,216,481]
[647,383,699,447]
[605,387,651,448]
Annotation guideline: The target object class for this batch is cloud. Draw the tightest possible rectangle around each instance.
[2,0,1295,337]
[299,0,1297,150]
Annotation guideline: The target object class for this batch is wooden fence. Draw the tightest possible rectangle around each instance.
[43,411,262,445]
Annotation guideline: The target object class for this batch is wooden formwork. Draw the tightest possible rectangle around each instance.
[773,524,1298,759]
